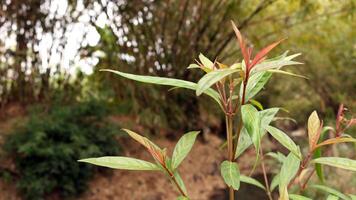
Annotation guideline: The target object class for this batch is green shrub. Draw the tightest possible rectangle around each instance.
[4,100,121,200]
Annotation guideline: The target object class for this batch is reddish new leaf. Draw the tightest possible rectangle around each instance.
[250,38,285,69]
[347,118,356,127]
[123,129,166,166]
[231,21,250,68]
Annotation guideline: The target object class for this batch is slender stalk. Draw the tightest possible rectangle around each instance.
[226,73,250,200]
[162,165,187,197]
[301,170,315,190]
[260,148,273,200]
[215,83,228,113]
[233,76,248,156]
[241,71,249,105]
[226,116,233,160]
[226,115,235,200]
[288,152,312,189]
[229,187,234,200]
[233,118,243,154]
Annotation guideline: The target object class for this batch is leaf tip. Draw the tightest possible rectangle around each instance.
[78,158,90,163]
[99,69,111,72]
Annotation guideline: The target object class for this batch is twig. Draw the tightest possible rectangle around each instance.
[162,165,188,197]
[260,148,273,200]
[288,152,312,189]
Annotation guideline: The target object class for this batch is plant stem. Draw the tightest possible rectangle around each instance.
[233,77,248,157]
[162,165,187,197]
[226,115,235,200]
[260,148,273,200]
[229,187,234,200]
[226,116,234,161]
[233,118,243,154]
[226,74,249,200]
[301,170,315,190]
[241,74,249,105]
[288,152,312,189]
[171,173,187,197]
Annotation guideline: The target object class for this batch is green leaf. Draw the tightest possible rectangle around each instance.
[234,128,252,158]
[266,126,302,159]
[196,68,239,96]
[279,186,289,200]
[289,194,313,200]
[279,153,300,200]
[240,175,266,190]
[313,126,330,183]
[308,111,321,149]
[266,152,286,163]
[241,104,261,155]
[220,160,240,190]
[189,59,212,73]
[199,53,214,69]
[349,194,356,200]
[267,69,307,79]
[313,146,324,182]
[270,173,279,192]
[241,71,272,101]
[232,107,277,158]
[253,52,302,73]
[260,108,280,139]
[249,99,264,110]
[173,170,187,195]
[78,156,159,170]
[101,69,221,106]
[172,131,200,170]
[310,184,350,200]
[311,157,356,172]
[164,157,173,171]
[187,63,200,69]
[260,108,280,129]
[327,195,340,200]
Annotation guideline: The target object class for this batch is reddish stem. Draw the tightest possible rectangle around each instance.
[288,152,312,189]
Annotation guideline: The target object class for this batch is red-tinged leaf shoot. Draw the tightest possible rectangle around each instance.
[250,38,286,69]
[313,120,324,149]
[146,143,166,166]
[347,118,356,127]
[336,104,344,137]
[231,21,250,69]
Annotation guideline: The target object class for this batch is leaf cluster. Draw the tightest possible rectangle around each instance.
[80,22,356,200]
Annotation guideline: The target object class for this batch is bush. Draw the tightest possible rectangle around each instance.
[4,100,121,200]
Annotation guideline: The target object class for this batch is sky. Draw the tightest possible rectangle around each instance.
[40,0,107,75]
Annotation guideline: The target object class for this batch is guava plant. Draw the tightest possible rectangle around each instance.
[79,22,356,200]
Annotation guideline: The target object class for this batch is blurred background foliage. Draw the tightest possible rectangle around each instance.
[3,99,121,199]
[0,0,355,199]
[1,0,355,130]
